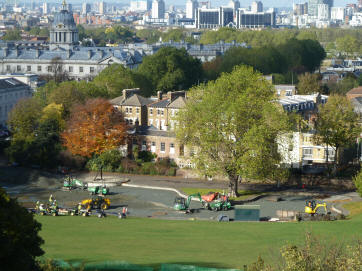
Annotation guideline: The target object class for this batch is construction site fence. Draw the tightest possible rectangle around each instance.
[48,260,244,271]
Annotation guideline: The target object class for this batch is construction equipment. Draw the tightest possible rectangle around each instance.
[69,203,91,216]
[38,203,58,216]
[63,175,87,191]
[173,193,202,213]
[202,192,232,211]
[81,196,110,211]
[304,200,328,216]
[88,185,109,196]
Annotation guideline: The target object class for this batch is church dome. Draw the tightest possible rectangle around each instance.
[53,10,76,29]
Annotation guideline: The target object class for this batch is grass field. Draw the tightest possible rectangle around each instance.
[37,211,362,269]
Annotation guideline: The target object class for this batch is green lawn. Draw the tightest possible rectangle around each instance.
[37,213,362,269]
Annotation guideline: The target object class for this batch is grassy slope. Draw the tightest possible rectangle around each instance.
[37,213,362,269]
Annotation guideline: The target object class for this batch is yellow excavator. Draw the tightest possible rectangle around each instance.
[305,200,328,216]
[81,196,110,211]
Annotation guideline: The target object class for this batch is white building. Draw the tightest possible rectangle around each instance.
[42,3,50,15]
[99,1,106,14]
[82,3,91,15]
[130,0,151,12]
[152,0,165,19]
[350,13,362,27]
[0,78,33,126]
[186,0,198,19]
[330,7,345,21]
[251,1,263,13]
[317,4,329,20]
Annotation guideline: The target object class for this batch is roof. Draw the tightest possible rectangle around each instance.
[148,98,171,108]
[109,96,124,105]
[121,94,153,107]
[274,85,296,90]
[0,78,28,93]
[347,86,362,95]
[137,125,176,138]
[168,96,186,109]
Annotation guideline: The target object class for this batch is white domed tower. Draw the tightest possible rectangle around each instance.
[49,0,79,50]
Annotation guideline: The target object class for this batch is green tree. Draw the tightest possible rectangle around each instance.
[138,47,203,95]
[315,95,361,172]
[353,169,362,197]
[297,73,323,95]
[336,35,359,57]
[175,66,290,195]
[0,188,44,271]
[2,29,21,40]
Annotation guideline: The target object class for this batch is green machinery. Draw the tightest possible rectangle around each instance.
[63,175,87,191]
[205,200,232,212]
[88,186,109,196]
[173,193,202,212]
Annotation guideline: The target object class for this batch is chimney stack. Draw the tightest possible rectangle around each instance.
[157,91,162,101]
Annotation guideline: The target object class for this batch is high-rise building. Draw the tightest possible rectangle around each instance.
[186,0,198,19]
[294,2,308,15]
[229,0,240,15]
[42,2,49,14]
[251,1,263,13]
[308,0,333,16]
[130,0,151,12]
[152,0,165,19]
[82,2,91,14]
[196,7,234,28]
[236,9,275,28]
[99,1,106,14]
[317,3,329,19]
[330,7,345,20]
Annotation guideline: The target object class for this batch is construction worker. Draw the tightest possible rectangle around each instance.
[35,201,40,212]
[122,207,127,219]
[49,194,54,204]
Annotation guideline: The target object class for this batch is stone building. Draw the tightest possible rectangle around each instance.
[0,78,33,126]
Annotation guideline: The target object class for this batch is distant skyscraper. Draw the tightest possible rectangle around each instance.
[308,0,333,16]
[251,1,263,12]
[152,0,165,19]
[294,2,308,15]
[229,0,240,15]
[130,0,151,12]
[99,1,106,14]
[186,0,198,19]
[42,2,49,14]
[317,3,329,19]
[82,2,91,14]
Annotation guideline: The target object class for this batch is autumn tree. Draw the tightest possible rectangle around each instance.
[175,66,290,196]
[61,99,127,157]
[297,73,323,95]
[314,95,361,172]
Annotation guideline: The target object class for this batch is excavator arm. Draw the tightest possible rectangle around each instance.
[186,193,202,209]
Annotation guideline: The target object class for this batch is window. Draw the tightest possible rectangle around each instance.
[161,109,164,116]
[47,66,52,72]
[125,107,128,113]
[160,142,165,152]
[303,148,313,158]
[129,119,133,125]
[79,66,84,73]
[37,66,42,72]
[6,65,10,71]
[69,66,73,73]
[149,119,153,126]
[157,109,160,115]
[129,107,132,113]
[151,141,156,153]
[136,108,139,114]
[150,109,153,115]
[142,141,147,151]
[90,67,95,73]
[27,66,31,72]
[325,149,335,158]
[170,143,175,154]
[17,65,21,72]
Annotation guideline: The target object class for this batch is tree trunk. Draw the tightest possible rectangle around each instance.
[332,146,339,176]
[228,174,239,197]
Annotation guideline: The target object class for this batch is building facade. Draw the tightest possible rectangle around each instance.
[0,78,33,126]
[186,0,198,19]
[152,0,165,19]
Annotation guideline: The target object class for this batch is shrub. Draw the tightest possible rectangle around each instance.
[352,169,362,197]
[86,149,123,172]
[138,151,156,162]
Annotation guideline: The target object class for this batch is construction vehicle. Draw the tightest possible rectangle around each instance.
[69,203,91,216]
[81,196,110,211]
[201,192,232,211]
[63,175,87,191]
[88,185,109,196]
[38,203,58,216]
[305,200,328,216]
[173,193,202,213]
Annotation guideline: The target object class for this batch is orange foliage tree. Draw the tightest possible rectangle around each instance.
[61,98,127,157]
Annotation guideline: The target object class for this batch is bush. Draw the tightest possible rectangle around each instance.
[86,149,123,172]
[138,151,156,162]
[352,169,362,197]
